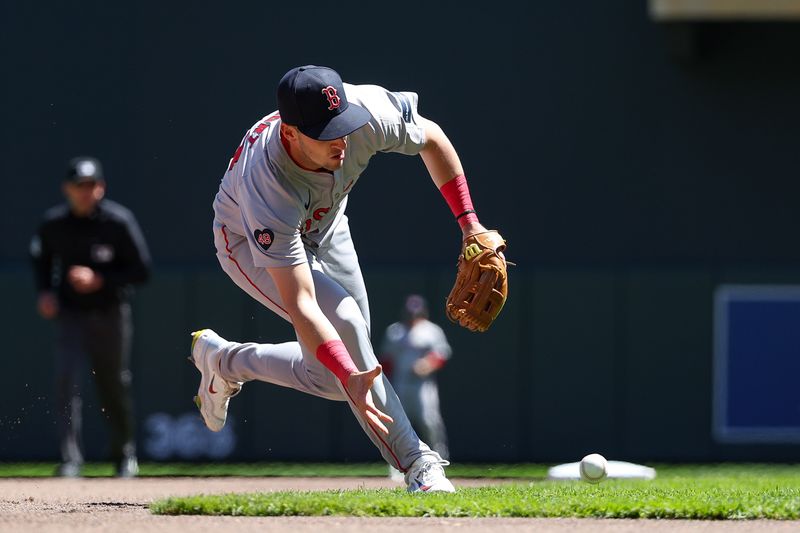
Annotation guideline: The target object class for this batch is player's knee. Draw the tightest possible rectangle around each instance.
[306,370,343,399]
[331,297,367,340]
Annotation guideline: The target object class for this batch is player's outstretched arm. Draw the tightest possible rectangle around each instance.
[267,263,394,433]
[418,117,489,237]
[418,117,510,332]
[418,117,463,189]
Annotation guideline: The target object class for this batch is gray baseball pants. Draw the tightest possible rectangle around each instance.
[211,217,440,471]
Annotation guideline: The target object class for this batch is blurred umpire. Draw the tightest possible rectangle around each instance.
[29,156,151,478]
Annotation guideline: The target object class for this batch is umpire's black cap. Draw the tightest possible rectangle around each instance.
[277,65,372,141]
[66,156,104,183]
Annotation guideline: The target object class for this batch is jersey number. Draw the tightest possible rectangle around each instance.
[228,114,280,171]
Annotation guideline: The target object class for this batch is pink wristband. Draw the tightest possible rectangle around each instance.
[440,174,479,230]
[316,340,359,385]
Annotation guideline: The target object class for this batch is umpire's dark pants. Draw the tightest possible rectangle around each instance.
[55,304,135,465]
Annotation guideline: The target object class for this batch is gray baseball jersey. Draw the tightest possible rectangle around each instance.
[213,84,425,267]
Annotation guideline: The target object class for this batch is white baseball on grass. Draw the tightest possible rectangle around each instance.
[579,453,608,484]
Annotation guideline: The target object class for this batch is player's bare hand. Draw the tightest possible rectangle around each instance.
[37,292,59,319]
[413,357,435,377]
[346,366,394,435]
[67,265,104,293]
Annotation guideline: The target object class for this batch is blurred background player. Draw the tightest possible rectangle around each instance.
[29,157,151,478]
[381,295,452,481]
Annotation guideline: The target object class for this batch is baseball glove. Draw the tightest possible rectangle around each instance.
[446,230,508,332]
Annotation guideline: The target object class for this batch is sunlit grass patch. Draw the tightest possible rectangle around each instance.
[150,466,800,519]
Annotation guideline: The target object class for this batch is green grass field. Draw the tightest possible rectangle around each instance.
[3,463,799,519]
[146,464,800,519]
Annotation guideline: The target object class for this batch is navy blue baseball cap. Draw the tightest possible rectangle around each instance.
[277,66,372,141]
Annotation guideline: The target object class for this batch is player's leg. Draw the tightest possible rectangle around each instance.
[210,337,344,401]
[309,270,436,470]
[212,219,425,455]
[313,216,371,332]
[54,312,85,476]
[209,221,452,489]
[311,217,448,474]
[84,303,137,476]
[206,220,343,399]
[387,382,422,481]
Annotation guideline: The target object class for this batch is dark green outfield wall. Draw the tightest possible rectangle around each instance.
[3,264,799,463]
[2,2,799,462]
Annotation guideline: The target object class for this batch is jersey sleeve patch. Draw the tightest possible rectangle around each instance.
[253,228,275,252]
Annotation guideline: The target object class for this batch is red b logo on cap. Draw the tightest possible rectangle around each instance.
[321,86,341,110]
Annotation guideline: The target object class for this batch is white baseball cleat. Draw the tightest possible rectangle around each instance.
[189,329,242,432]
[405,457,456,493]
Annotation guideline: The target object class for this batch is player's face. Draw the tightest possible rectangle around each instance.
[63,180,105,217]
[295,130,348,172]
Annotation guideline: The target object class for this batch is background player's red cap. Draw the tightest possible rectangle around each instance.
[277,65,372,141]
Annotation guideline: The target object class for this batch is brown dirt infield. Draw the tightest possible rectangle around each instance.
[0,476,795,533]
